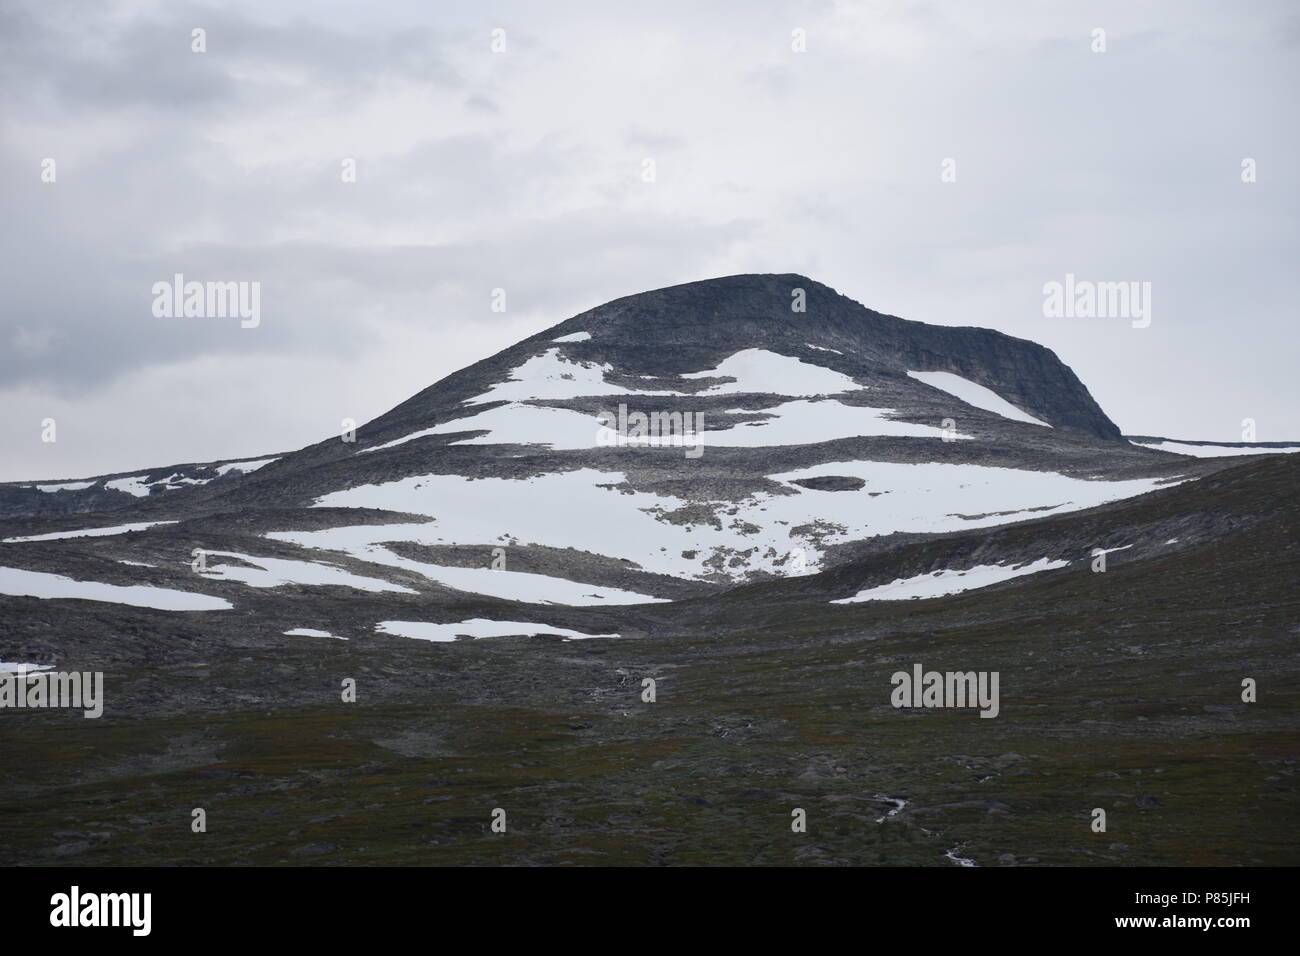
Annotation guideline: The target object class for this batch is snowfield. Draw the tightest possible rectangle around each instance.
[683,348,864,395]
[260,526,665,604]
[0,566,232,610]
[365,396,963,452]
[215,457,279,475]
[470,348,687,405]
[832,557,1071,603]
[103,475,156,497]
[3,521,177,544]
[362,348,958,453]
[364,402,603,452]
[1129,439,1300,457]
[907,370,1051,427]
[360,349,687,454]
[335,546,664,605]
[198,551,417,593]
[376,619,620,642]
[34,481,95,493]
[26,458,277,499]
[106,472,207,496]
[0,661,53,673]
[268,462,1179,581]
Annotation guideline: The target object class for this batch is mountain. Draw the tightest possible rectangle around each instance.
[0,271,1287,626]
[2,274,1297,867]
[364,272,1124,442]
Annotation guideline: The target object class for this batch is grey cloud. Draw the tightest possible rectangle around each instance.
[1,0,1297,481]
[0,0,460,117]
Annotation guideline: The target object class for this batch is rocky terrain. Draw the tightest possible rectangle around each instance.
[1,274,1296,866]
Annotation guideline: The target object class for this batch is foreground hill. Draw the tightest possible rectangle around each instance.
[1,453,1296,865]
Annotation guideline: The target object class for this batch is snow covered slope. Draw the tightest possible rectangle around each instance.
[1,274,1279,624]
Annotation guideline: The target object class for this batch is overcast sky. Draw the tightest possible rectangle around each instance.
[2,0,1297,481]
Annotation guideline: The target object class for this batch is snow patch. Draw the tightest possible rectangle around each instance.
[215,457,279,475]
[1094,544,1132,556]
[270,462,1175,582]
[284,628,346,640]
[0,660,54,673]
[1129,439,1300,457]
[104,475,152,497]
[0,566,232,610]
[318,545,665,605]
[35,481,95,493]
[215,460,279,478]
[832,557,1070,603]
[907,370,1050,427]
[104,461,274,495]
[3,521,177,544]
[106,473,210,496]
[684,348,862,396]
[471,348,684,405]
[366,403,604,452]
[153,473,206,489]
[366,396,961,454]
[361,350,686,454]
[376,619,620,642]
[198,551,416,593]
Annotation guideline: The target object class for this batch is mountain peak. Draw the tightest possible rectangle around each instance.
[399,274,1122,443]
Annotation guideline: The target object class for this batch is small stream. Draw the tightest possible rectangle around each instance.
[873,794,908,824]
[944,845,978,867]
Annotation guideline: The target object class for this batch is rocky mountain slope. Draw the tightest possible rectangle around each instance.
[2,274,1296,867]
[0,275,1242,614]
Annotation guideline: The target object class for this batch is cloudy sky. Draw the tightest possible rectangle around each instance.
[2,0,1297,481]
